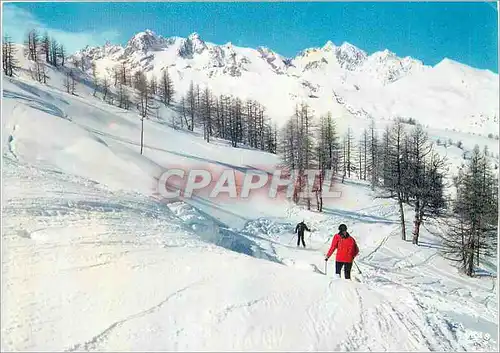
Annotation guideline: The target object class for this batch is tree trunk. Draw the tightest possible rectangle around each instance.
[416,207,425,245]
[398,193,406,240]
[364,132,367,181]
[359,145,362,180]
[293,173,301,204]
[342,139,346,183]
[412,200,420,245]
[466,237,474,276]
[476,228,480,266]
[307,187,311,210]
[318,172,323,212]
[347,133,351,178]
[140,117,144,155]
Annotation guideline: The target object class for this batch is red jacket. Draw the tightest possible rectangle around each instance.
[326,233,359,263]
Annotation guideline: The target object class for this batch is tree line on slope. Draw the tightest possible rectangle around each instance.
[101,71,278,154]
[26,29,67,83]
[3,31,65,79]
[2,35,20,77]
[278,106,498,277]
[176,82,278,152]
[87,61,175,113]
[440,146,498,276]
[113,72,278,155]
[3,30,73,85]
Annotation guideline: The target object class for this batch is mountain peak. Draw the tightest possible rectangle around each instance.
[436,57,463,68]
[360,49,426,84]
[335,41,367,70]
[322,40,336,51]
[433,57,497,77]
[257,46,275,55]
[131,29,159,41]
[178,31,207,58]
[125,29,166,54]
[339,41,360,52]
[373,49,396,60]
[188,32,201,41]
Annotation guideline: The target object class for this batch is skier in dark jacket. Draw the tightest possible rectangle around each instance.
[295,220,311,248]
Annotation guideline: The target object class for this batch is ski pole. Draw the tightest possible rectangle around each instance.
[324,260,327,275]
[353,261,362,275]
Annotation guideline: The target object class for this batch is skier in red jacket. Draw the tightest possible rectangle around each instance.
[325,224,359,279]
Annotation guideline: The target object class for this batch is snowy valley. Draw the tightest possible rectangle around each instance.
[1,29,499,352]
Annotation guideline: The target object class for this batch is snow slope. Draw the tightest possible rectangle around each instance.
[2,50,498,351]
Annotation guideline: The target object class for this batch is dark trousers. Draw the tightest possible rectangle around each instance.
[297,233,306,247]
[335,261,353,279]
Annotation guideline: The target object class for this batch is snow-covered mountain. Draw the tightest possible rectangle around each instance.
[70,30,499,136]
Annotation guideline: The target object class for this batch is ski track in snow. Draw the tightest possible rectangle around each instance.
[6,117,18,160]
[65,281,205,352]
